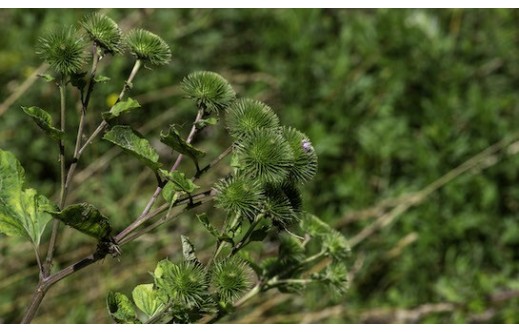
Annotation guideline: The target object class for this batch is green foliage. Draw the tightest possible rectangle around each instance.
[125,28,171,66]
[132,284,163,319]
[181,71,236,113]
[80,12,123,54]
[107,291,138,324]
[46,203,111,241]
[160,125,205,170]
[102,97,141,121]
[225,98,280,140]
[160,170,199,194]
[0,149,55,247]
[103,125,161,170]
[21,106,63,141]
[36,28,86,76]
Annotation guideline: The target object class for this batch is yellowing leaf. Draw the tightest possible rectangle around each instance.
[0,149,55,246]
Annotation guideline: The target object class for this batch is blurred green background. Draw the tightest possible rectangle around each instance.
[1,8,519,323]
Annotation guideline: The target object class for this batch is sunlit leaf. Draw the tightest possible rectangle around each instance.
[161,182,179,203]
[194,117,218,130]
[95,75,111,83]
[132,284,163,319]
[0,149,55,246]
[103,98,141,121]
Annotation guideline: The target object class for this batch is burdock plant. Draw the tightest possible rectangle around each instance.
[0,12,349,324]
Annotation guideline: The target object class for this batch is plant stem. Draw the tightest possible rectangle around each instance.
[207,212,241,269]
[21,190,208,323]
[63,44,100,205]
[195,145,233,179]
[43,78,67,277]
[114,108,205,243]
[231,214,263,255]
[78,59,142,155]
[22,59,143,324]
[118,190,215,245]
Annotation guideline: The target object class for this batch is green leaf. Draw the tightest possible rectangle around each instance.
[160,125,205,170]
[107,291,138,324]
[196,213,219,238]
[159,169,199,194]
[249,225,271,242]
[103,125,161,170]
[132,284,163,319]
[194,117,218,130]
[22,106,63,141]
[161,182,179,203]
[0,149,55,246]
[103,98,141,121]
[37,73,55,82]
[95,75,111,83]
[181,235,199,263]
[46,202,111,241]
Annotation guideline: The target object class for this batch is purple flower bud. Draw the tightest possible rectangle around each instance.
[301,139,313,153]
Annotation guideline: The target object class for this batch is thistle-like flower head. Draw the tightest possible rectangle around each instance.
[80,13,123,54]
[211,257,253,303]
[235,128,294,184]
[125,28,171,66]
[225,99,280,140]
[181,71,236,113]
[214,176,263,220]
[281,126,318,183]
[36,28,86,76]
